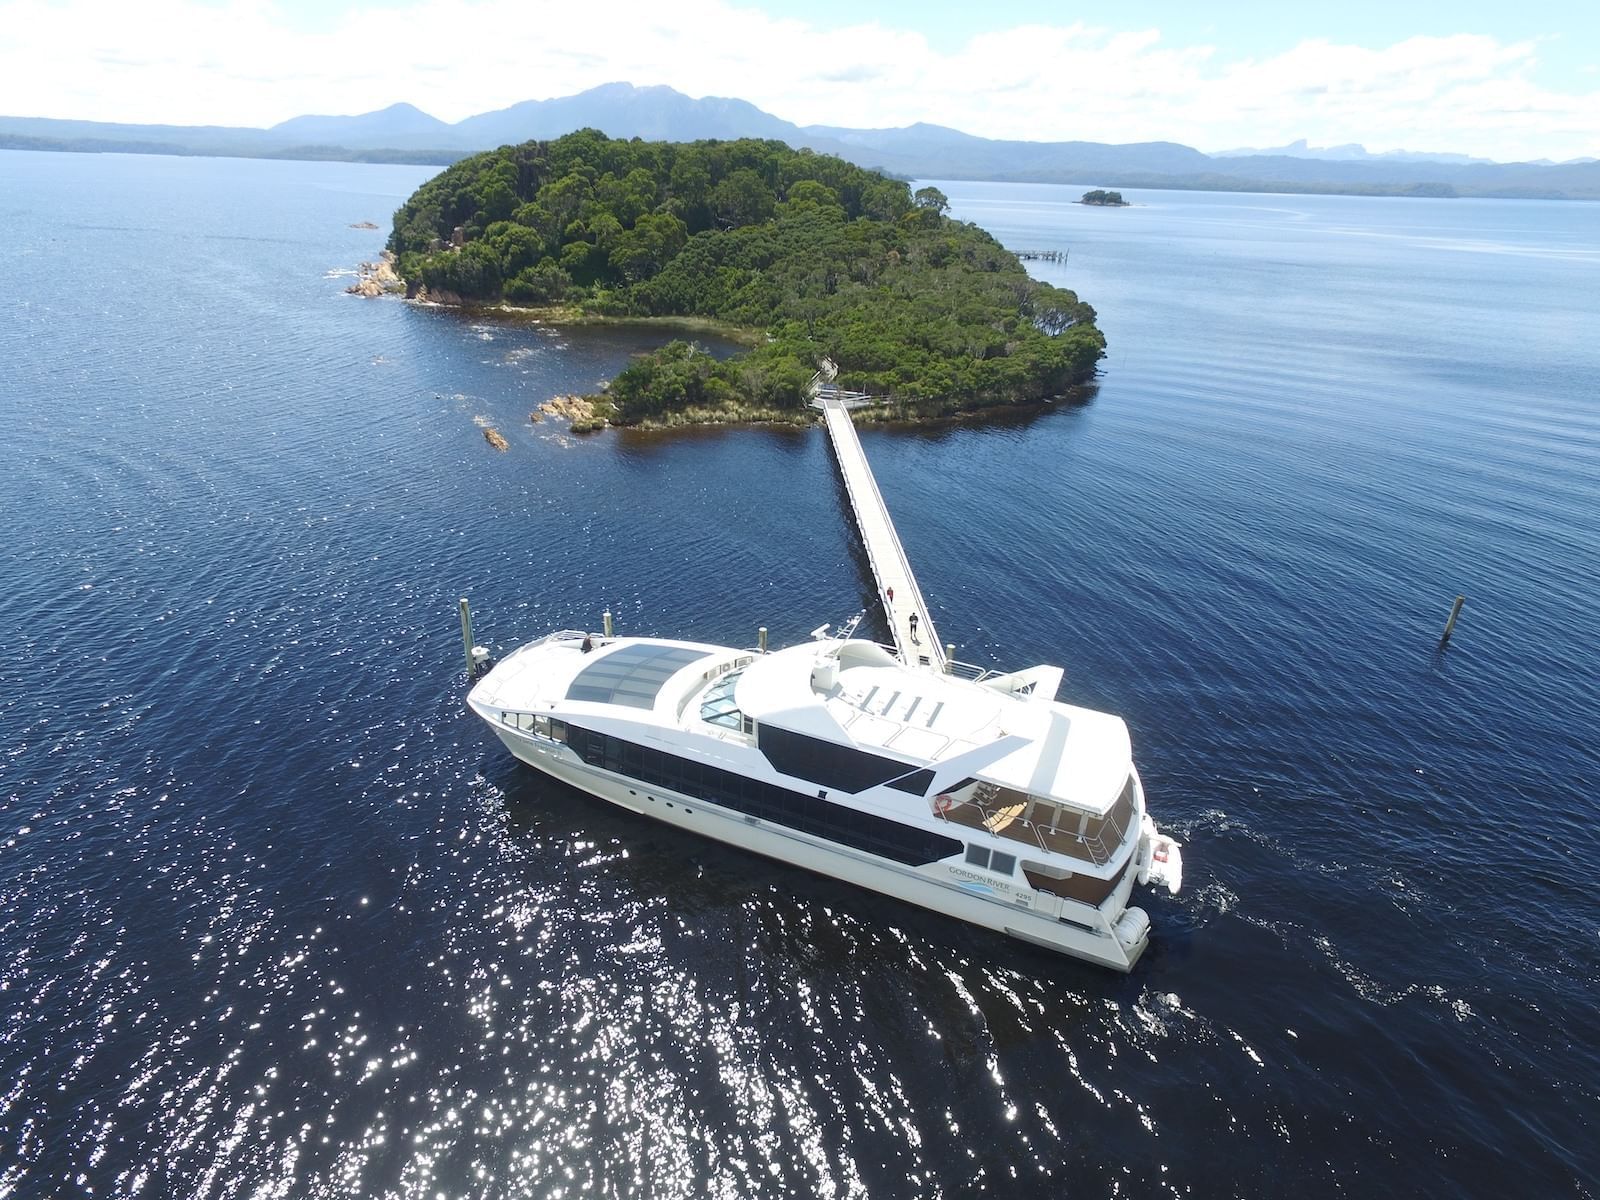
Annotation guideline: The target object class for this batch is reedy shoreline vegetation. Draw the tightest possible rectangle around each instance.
[388,130,1105,425]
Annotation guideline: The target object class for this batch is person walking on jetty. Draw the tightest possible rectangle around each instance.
[908,612,920,644]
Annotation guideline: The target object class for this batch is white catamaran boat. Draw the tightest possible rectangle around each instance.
[468,624,1183,970]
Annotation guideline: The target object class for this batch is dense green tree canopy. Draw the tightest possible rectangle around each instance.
[389,130,1104,421]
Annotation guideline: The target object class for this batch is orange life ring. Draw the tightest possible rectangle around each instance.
[934,793,955,814]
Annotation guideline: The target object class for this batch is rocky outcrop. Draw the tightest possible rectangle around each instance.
[482,427,510,451]
[533,394,607,433]
[533,394,593,423]
[410,284,465,305]
[345,250,405,297]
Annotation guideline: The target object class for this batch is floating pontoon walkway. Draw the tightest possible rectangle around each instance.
[818,396,947,673]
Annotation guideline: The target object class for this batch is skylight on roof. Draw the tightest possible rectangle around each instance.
[566,643,713,710]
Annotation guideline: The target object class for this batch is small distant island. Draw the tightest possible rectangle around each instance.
[1080,190,1128,207]
[384,130,1104,428]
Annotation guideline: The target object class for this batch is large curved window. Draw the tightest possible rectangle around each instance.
[699,670,748,731]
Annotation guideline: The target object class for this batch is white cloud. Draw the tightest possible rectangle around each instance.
[0,0,1596,161]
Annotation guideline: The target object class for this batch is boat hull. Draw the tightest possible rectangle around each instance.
[490,724,1148,971]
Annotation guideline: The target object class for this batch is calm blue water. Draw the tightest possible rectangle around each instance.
[2,152,1597,1197]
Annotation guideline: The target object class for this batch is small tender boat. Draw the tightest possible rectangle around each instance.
[468,624,1182,971]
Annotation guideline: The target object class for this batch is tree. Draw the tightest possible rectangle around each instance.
[421,240,501,297]
[385,130,1105,420]
[781,179,844,221]
[667,151,713,231]
[608,211,688,283]
[711,169,775,229]
[486,222,545,277]
[504,261,572,304]
[861,179,911,221]
[473,158,519,223]
[543,173,593,226]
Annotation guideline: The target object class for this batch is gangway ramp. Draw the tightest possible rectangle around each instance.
[819,396,947,673]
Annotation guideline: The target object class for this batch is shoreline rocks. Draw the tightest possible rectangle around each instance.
[410,284,466,305]
[533,394,606,433]
[345,250,405,297]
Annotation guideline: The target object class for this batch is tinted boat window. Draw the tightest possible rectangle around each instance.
[757,725,923,794]
[564,725,961,867]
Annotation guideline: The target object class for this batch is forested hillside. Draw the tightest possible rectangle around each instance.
[388,130,1104,421]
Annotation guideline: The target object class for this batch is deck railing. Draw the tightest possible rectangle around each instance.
[931,783,1131,867]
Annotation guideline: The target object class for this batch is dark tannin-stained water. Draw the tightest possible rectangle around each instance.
[2,151,1597,1197]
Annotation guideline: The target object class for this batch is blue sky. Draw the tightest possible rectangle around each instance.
[3,0,1597,161]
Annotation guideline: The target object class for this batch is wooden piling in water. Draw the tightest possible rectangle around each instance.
[459,598,474,678]
[1439,596,1465,647]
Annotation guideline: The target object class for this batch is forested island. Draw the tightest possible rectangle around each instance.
[387,130,1104,426]
[1080,190,1127,206]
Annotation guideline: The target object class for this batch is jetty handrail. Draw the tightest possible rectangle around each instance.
[819,397,947,672]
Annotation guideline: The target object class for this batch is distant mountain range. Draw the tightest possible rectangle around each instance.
[1213,138,1493,166]
[1213,137,1598,168]
[4,82,1598,201]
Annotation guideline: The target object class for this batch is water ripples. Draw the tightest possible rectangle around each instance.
[2,156,1598,1197]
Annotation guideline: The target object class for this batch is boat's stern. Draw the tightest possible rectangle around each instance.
[1136,813,1184,896]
